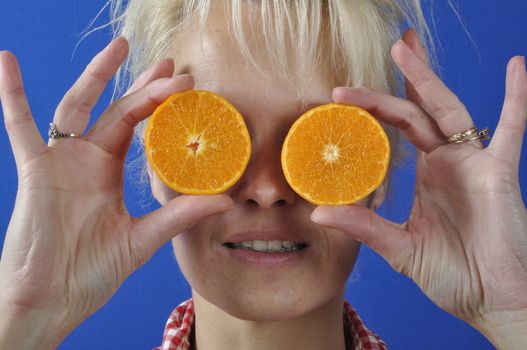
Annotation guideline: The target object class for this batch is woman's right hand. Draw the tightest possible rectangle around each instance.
[0,37,233,348]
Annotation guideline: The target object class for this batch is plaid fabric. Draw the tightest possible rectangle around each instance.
[153,299,387,350]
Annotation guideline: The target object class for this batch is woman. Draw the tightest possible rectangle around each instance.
[0,1,526,349]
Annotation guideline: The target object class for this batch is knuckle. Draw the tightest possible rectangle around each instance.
[388,244,412,276]
[107,80,165,130]
[354,87,374,96]
[128,226,149,269]
[112,101,139,129]
[86,63,111,85]
[113,102,130,120]
[75,101,92,116]
[498,118,524,132]
[505,90,524,101]
[431,100,466,121]
[396,108,422,131]
[351,87,378,103]
[145,85,163,105]
[57,96,92,117]
[363,211,377,236]
[2,84,25,97]
[4,110,33,132]
[411,73,433,89]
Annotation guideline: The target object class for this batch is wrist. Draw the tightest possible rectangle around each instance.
[0,298,69,350]
[471,309,527,350]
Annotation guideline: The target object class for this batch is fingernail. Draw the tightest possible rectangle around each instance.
[113,36,127,45]
[0,52,17,80]
[176,73,194,81]
[0,50,13,60]
[332,86,352,101]
[111,37,129,54]
[509,56,525,76]
[172,74,194,86]
[0,51,8,65]
[311,207,329,224]
[213,195,234,211]
[332,87,343,99]
[519,56,526,72]
[396,39,407,47]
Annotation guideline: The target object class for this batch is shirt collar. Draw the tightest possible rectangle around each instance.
[154,298,387,350]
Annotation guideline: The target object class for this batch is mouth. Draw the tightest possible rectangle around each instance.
[223,240,310,253]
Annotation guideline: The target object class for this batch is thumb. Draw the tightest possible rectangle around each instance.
[311,205,412,275]
[129,194,234,266]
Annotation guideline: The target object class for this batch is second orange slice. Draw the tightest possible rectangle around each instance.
[281,104,390,205]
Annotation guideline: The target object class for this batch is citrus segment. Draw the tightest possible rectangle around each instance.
[145,90,251,194]
[281,104,390,205]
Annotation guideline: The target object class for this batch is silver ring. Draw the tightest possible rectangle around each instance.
[48,123,81,139]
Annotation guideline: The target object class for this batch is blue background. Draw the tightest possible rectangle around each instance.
[1,1,526,349]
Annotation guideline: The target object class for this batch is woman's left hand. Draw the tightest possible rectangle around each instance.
[311,29,527,347]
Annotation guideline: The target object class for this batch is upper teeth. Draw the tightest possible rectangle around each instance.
[230,240,304,252]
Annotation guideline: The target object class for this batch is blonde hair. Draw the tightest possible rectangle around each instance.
[100,0,438,197]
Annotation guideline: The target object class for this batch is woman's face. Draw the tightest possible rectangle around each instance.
[148,8,384,321]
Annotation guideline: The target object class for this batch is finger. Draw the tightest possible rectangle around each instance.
[51,37,129,145]
[401,29,435,159]
[333,87,444,152]
[402,28,429,106]
[124,58,175,97]
[129,194,234,267]
[115,59,175,159]
[391,40,477,140]
[0,51,45,165]
[84,74,194,154]
[488,56,527,167]
[311,205,412,276]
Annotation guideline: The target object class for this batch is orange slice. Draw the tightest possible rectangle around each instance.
[281,104,390,205]
[145,90,251,194]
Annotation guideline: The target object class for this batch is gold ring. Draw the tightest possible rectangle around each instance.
[446,127,490,144]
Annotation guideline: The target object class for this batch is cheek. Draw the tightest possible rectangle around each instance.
[171,219,229,296]
[172,225,213,279]
[321,197,370,275]
[324,228,361,280]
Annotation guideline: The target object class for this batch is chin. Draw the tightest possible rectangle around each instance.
[236,294,311,321]
[194,281,341,322]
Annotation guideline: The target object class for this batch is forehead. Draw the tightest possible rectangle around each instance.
[170,6,334,112]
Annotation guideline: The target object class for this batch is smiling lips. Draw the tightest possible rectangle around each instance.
[224,240,309,253]
[222,230,311,253]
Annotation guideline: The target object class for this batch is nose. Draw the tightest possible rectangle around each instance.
[232,144,296,209]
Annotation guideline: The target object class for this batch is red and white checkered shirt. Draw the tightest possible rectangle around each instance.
[153,299,387,350]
